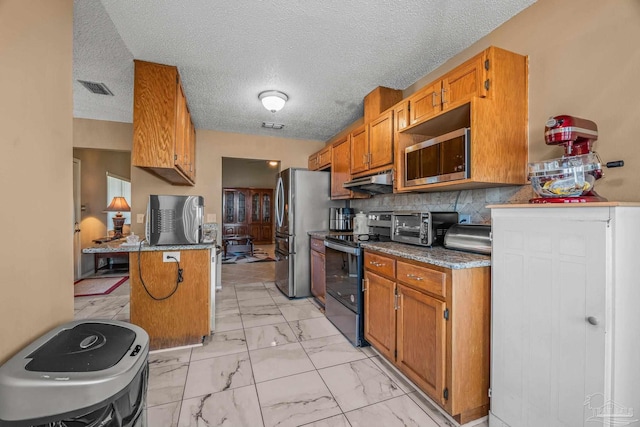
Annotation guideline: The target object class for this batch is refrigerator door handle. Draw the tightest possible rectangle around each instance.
[275,176,285,228]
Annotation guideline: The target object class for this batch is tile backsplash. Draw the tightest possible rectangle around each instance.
[350,185,534,224]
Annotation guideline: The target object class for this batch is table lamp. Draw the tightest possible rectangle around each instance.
[105,196,131,239]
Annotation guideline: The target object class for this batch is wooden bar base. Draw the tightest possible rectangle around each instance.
[129,249,210,350]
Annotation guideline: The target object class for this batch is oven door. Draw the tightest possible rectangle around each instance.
[323,240,366,346]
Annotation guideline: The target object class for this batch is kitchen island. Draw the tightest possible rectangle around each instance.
[83,241,215,350]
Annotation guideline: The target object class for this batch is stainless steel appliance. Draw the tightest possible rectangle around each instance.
[404,127,470,187]
[444,224,492,254]
[275,168,340,298]
[343,171,393,194]
[324,214,392,346]
[146,195,204,245]
[329,207,354,231]
[391,211,458,247]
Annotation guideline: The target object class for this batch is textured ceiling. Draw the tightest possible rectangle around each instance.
[73,0,536,142]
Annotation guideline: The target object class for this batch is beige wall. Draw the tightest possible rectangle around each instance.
[74,118,133,151]
[404,0,640,202]
[0,1,74,363]
[222,158,280,188]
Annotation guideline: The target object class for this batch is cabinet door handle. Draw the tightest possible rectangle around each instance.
[587,316,599,326]
[362,278,368,292]
[369,261,384,267]
[432,91,438,107]
[394,293,399,310]
[406,273,423,281]
[368,152,372,164]
[441,87,447,105]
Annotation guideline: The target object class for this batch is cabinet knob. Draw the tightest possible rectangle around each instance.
[407,274,423,281]
[587,316,599,326]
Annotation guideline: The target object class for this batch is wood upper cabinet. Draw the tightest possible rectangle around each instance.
[133,60,196,186]
[350,110,395,176]
[363,249,491,425]
[350,124,369,174]
[308,145,332,171]
[310,237,326,305]
[408,53,487,126]
[396,46,528,193]
[330,136,352,199]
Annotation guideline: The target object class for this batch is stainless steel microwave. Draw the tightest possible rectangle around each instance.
[146,195,204,245]
[404,127,470,186]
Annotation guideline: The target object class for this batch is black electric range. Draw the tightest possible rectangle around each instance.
[322,233,390,347]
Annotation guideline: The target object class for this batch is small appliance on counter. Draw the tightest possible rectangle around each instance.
[444,224,492,255]
[146,194,204,245]
[391,211,458,247]
[352,212,369,237]
[329,207,355,232]
[528,115,624,203]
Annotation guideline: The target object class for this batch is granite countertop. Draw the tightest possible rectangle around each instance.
[82,240,216,254]
[360,241,491,270]
[307,231,491,269]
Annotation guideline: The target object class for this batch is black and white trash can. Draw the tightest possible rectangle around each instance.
[0,320,149,427]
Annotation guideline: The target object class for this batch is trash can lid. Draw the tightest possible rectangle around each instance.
[25,322,136,372]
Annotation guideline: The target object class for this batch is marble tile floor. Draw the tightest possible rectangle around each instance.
[74,246,488,427]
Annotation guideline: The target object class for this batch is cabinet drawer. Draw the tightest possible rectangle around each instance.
[310,237,325,254]
[364,252,395,278]
[397,261,447,298]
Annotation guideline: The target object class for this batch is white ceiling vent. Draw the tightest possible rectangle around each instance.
[78,80,114,96]
[262,122,285,130]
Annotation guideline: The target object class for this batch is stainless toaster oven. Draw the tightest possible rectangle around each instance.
[391,211,459,247]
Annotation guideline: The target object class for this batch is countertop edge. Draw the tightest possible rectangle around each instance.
[83,243,216,253]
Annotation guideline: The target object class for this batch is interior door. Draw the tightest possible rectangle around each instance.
[73,158,82,280]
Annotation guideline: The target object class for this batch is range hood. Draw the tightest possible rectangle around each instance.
[343,171,393,194]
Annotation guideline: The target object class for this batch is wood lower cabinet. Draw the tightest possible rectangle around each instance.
[133,60,196,186]
[363,250,491,424]
[363,269,396,360]
[309,237,326,305]
[129,248,210,350]
[396,284,446,404]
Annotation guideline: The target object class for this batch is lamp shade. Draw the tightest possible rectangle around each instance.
[259,90,288,113]
[105,196,131,213]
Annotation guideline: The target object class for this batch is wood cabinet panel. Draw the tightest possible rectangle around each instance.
[397,283,446,404]
[363,270,396,360]
[368,110,394,169]
[350,124,369,174]
[409,81,441,126]
[397,261,447,298]
[364,252,395,278]
[331,136,352,199]
[364,86,403,124]
[133,60,195,185]
[442,54,487,109]
[129,249,210,350]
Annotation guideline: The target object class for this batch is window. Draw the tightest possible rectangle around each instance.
[106,172,131,231]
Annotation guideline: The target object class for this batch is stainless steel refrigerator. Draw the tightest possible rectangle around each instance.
[275,168,340,298]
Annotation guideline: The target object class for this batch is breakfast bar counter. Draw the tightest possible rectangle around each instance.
[83,241,216,350]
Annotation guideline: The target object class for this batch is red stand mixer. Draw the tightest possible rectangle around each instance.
[528,115,624,204]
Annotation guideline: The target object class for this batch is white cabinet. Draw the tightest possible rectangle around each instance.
[489,204,640,427]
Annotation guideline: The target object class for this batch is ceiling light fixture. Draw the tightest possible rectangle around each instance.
[259,90,288,113]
